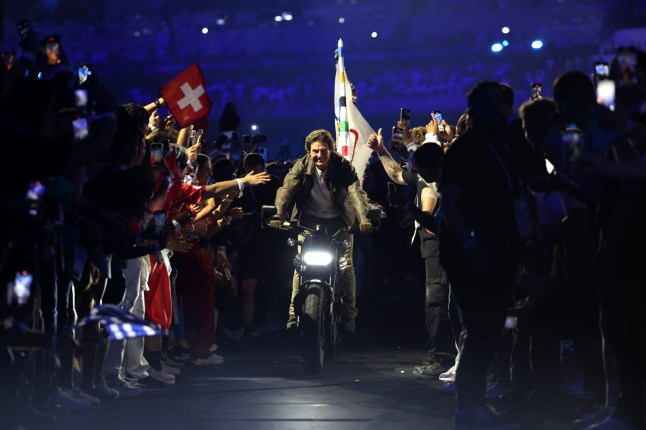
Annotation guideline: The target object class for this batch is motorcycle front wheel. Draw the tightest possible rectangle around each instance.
[301,285,325,374]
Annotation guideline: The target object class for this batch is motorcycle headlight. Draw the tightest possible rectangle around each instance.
[302,251,333,266]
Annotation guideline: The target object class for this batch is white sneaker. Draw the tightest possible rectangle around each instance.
[94,379,120,400]
[439,364,457,382]
[191,354,224,366]
[161,362,181,376]
[147,367,176,385]
[209,344,218,353]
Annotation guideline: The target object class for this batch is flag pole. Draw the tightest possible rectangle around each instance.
[337,38,350,159]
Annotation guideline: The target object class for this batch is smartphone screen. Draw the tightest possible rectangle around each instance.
[596,79,615,111]
[26,181,45,216]
[391,126,403,146]
[400,108,411,128]
[433,111,445,133]
[504,316,518,330]
[77,64,95,86]
[75,89,88,109]
[3,51,17,71]
[72,117,89,141]
[150,143,164,166]
[531,83,542,100]
[7,271,33,306]
[562,127,584,164]
[594,62,609,77]
[43,35,61,66]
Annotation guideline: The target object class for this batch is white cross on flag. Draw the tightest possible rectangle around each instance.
[160,62,212,129]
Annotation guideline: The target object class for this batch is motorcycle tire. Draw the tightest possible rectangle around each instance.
[301,285,325,374]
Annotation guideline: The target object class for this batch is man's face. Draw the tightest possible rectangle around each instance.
[309,141,331,171]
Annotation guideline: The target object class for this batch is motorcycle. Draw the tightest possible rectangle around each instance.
[261,206,381,374]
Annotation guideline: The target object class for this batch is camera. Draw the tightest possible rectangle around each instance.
[530,83,542,101]
[504,315,518,330]
[433,111,445,133]
[400,108,411,128]
[242,134,267,144]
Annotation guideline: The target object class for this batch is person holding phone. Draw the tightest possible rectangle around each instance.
[366,126,456,379]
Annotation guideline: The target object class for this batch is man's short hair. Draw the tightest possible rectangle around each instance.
[410,126,426,146]
[467,81,503,108]
[304,129,335,152]
[413,142,443,173]
[243,152,265,171]
[552,71,595,110]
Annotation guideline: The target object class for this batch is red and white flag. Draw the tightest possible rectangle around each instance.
[160,62,212,129]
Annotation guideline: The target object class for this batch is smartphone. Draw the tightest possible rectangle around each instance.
[72,117,89,141]
[400,108,411,128]
[433,111,445,133]
[3,51,17,71]
[596,79,615,111]
[7,271,33,306]
[153,211,167,236]
[74,89,88,109]
[390,126,404,148]
[16,19,32,40]
[77,64,95,87]
[594,62,609,78]
[150,142,164,166]
[42,35,62,66]
[562,127,584,164]
[531,83,542,100]
[189,129,197,147]
[504,316,518,330]
[25,181,45,216]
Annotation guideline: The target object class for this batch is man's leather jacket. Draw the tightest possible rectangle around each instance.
[274,151,369,226]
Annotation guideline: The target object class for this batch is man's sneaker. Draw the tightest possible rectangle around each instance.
[455,404,520,430]
[104,375,143,397]
[438,364,457,382]
[191,353,224,366]
[413,360,447,378]
[161,362,181,376]
[147,367,176,385]
[209,344,218,353]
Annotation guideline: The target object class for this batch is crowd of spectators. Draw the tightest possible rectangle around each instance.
[1,12,646,430]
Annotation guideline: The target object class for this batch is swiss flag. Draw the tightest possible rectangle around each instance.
[160,62,212,129]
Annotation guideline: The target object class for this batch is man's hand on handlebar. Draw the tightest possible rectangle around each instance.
[359,219,373,234]
[269,216,283,229]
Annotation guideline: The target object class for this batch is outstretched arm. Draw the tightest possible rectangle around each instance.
[366,128,405,185]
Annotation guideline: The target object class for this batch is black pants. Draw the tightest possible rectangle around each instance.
[421,238,455,364]
[442,249,516,409]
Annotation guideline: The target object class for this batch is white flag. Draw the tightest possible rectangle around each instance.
[334,39,375,184]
